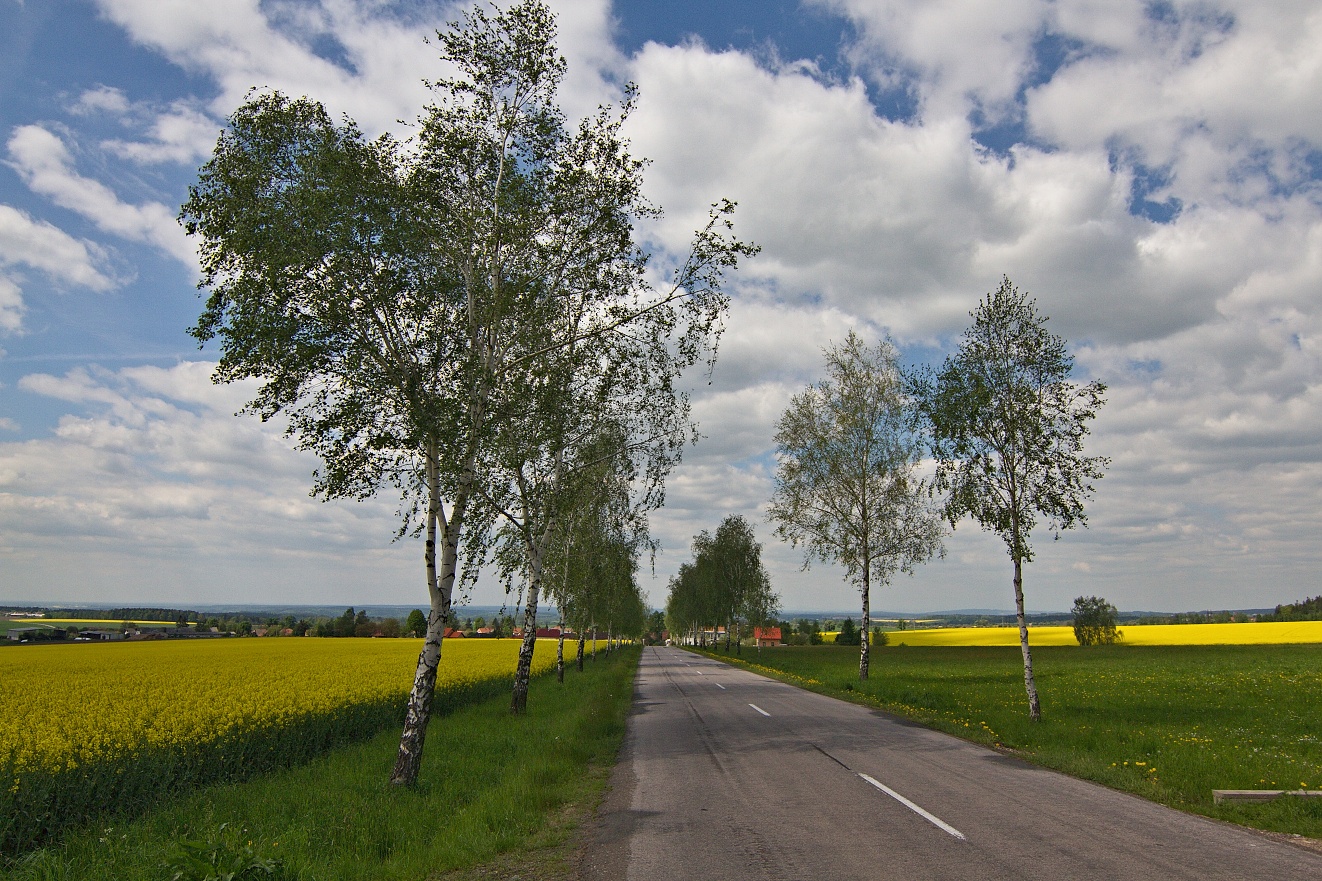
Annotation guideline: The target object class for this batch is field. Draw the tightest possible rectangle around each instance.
[0,619,177,636]
[0,638,557,853]
[702,643,1322,839]
[823,620,1322,646]
[2,646,638,880]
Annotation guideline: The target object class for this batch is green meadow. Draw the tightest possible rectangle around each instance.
[701,643,1322,839]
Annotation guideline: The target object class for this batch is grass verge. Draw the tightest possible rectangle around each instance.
[697,643,1322,840]
[2,647,639,880]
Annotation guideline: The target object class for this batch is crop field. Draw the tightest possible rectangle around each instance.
[2,646,637,880]
[823,620,1322,646]
[0,618,176,636]
[703,643,1322,839]
[0,638,555,853]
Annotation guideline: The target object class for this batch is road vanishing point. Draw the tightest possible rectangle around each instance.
[583,646,1322,880]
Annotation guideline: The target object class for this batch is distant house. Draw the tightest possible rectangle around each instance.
[752,626,782,647]
[535,627,561,638]
[443,628,464,639]
[79,629,123,641]
[473,627,496,638]
[6,627,45,641]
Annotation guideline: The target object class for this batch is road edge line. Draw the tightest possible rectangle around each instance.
[858,773,967,841]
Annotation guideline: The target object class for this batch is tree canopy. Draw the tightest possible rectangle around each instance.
[911,276,1108,720]
[1072,596,1121,646]
[769,331,943,680]
[665,515,777,651]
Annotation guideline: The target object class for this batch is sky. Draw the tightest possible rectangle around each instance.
[1,0,1320,615]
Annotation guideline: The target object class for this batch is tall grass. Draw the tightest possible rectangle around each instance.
[2,646,639,880]
[701,644,1322,838]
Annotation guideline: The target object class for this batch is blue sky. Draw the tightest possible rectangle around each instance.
[2,0,1321,614]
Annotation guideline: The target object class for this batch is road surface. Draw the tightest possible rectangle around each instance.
[583,646,1322,880]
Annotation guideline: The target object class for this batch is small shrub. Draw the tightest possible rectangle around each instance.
[1072,596,1121,646]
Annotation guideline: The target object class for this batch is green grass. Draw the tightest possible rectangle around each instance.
[2,647,639,880]
[700,643,1322,839]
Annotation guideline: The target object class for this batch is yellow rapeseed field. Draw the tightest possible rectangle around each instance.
[880,621,1322,646]
[0,637,553,780]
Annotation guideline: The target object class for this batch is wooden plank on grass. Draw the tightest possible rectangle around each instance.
[1212,790,1322,804]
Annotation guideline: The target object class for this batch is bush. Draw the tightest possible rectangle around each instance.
[1072,595,1121,646]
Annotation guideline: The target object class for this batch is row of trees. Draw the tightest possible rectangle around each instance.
[183,0,751,784]
[768,278,1108,721]
[664,515,778,652]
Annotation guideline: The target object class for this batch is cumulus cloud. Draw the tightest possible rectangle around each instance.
[5,0,1319,613]
[616,1,1322,612]
[89,0,624,137]
[0,203,115,291]
[0,362,421,604]
[0,203,117,333]
[0,278,24,333]
[68,85,132,116]
[101,102,221,166]
[6,124,196,265]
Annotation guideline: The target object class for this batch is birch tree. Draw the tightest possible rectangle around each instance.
[181,90,497,787]
[768,332,943,681]
[183,0,752,780]
[910,277,1108,721]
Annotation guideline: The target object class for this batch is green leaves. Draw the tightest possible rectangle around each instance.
[666,515,777,639]
[165,824,282,881]
[911,276,1109,563]
[769,332,943,592]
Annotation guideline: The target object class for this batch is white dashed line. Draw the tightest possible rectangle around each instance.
[857,774,967,841]
[714,683,726,690]
[748,703,771,717]
[696,670,704,675]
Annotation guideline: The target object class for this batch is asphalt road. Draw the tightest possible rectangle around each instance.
[583,645,1322,881]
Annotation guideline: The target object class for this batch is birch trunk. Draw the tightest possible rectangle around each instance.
[391,446,462,786]
[511,534,546,714]
[859,568,871,681]
[1013,554,1042,721]
[556,625,565,683]
[576,633,585,671]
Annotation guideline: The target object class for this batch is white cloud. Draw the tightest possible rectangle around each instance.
[68,85,131,116]
[0,362,424,604]
[91,0,463,137]
[0,203,117,333]
[0,278,23,333]
[0,203,115,290]
[101,102,221,165]
[615,4,1322,613]
[91,0,623,138]
[4,0,1316,613]
[6,124,196,265]
[814,0,1048,119]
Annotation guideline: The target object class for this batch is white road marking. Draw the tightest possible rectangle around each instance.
[857,774,966,841]
[696,670,704,675]
[749,703,771,716]
[714,682,726,690]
